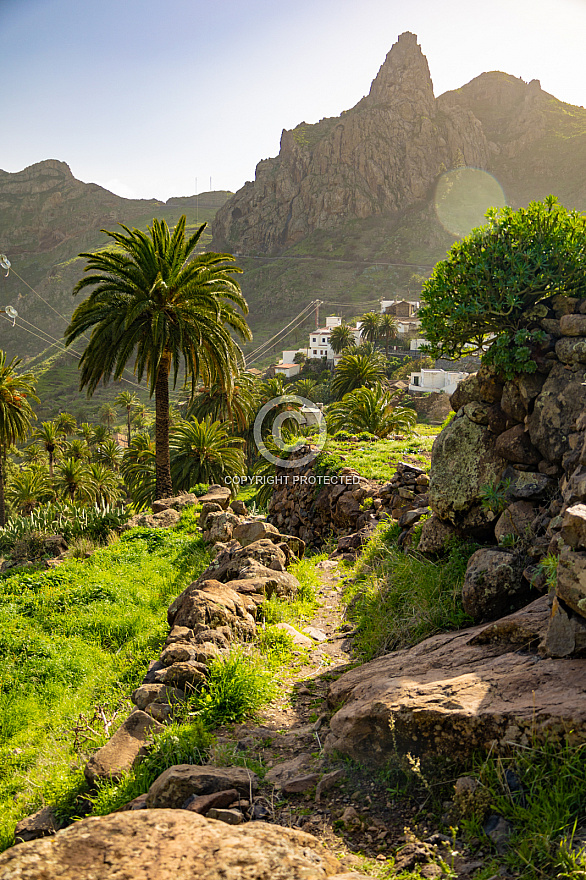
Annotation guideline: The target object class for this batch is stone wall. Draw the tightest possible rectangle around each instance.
[419,293,586,654]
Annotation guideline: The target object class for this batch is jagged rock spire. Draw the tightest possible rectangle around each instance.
[367,32,435,116]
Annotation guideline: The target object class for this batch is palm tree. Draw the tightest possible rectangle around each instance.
[329,324,356,355]
[94,438,124,471]
[99,403,117,432]
[7,469,53,515]
[379,313,398,358]
[62,437,91,462]
[22,442,46,466]
[78,422,95,444]
[114,390,139,447]
[92,424,110,446]
[33,421,60,480]
[65,216,251,500]
[331,347,388,399]
[170,419,245,490]
[359,312,381,345]
[188,371,259,432]
[121,432,156,510]
[293,378,319,401]
[327,384,417,438]
[54,412,77,437]
[87,462,123,506]
[56,458,95,503]
[0,354,38,524]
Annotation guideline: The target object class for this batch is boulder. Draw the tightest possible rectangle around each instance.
[197,485,231,509]
[230,499,248,516]
[324,597,586,763]
[462,548,531,622]
[200,501,223,529]
[528,362,586,461]
[494,501,536,544]
[556,547,586,619]
[504,467,553,501]
[152,494,198,514]
[500,382,526,422]
[203,510,242,543]
[153,662,207,690]
[495,425,541,466]
[14,807,61,843]
[131,683,185,711]
[125,509,181,530]
[0,810,366,879]
[232,520,281,547]
[168,579,257,639]
[84,710,163,785]
[559,314,586,336]
[146,764,258,808]
[541,596,586,658]
[417,514,460,555]
[428,415,507,527]
[560,503,586,550]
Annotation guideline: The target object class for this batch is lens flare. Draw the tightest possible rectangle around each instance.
[434,168,507,238]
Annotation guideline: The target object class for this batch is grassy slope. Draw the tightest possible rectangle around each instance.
[0,509,210,849]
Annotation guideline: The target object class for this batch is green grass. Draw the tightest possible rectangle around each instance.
[458,740,586,880]
[0,511,210,850]
[344,521,474,659]
[259,552,325,625]
[320,430,439,482]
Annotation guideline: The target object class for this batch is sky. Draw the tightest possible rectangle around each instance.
[1,0,585,202]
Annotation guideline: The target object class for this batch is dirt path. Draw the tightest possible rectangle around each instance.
[212,559,423,876]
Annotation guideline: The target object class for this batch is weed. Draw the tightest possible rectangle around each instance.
[190,648,276,727]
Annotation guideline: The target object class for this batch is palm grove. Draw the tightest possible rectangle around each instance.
[0,215,424,530]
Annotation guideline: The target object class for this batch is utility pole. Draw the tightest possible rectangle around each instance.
[315,299,323,329]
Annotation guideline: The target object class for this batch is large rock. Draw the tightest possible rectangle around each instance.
[14,807,61,843]
[494,501,536,544]
[152,494,198,514]
[168,579,257,639]
[462,548,531,622]
[495,425,541,466]
[556,546,586,619]
[84,710,163,785]
[0,810,368,879]
[528,362,586,462]
[146,764,258,808]
[417,514,460,555]
[197,485,231,509]
[325,597,586,763]
[203,510,242,543]
[232,520,281,547]
[125,509,181,530]
[428,415,507,527]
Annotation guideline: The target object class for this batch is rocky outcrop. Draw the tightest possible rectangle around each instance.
[325,597,586,763]
[212,33,490,253]
[0,810,368,879]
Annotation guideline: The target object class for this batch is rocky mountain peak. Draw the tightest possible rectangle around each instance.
[367,31,434,115]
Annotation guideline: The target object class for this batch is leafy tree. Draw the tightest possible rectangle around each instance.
[359,312,381,345]
[170,419,245,490]
[65,216,251,500]
[419,196,586,375]
[114,390,139,447]
[327,384,417,438]
[33,421,60,480]
[329,323,356,355]
[331,345,388,399]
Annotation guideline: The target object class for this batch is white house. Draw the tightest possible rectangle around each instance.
[307,316,362,362]
[274,362,301,379]
[409,369,469,396]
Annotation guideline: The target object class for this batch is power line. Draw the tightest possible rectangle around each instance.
[245,301,318,362]
[246,305,321,367]
[236,252,436,270]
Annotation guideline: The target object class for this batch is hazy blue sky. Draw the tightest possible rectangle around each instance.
[1,0,585,201]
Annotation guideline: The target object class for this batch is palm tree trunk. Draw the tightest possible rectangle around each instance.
[154,352,173,500]
[126,407,131,448]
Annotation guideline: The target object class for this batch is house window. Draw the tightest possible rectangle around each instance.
[322,337,326,343]
[413,375,420,386]
[313,350,318,355]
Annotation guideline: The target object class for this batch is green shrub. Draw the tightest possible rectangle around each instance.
[345,522,475,659]
[191,648,276,727]
[0,502,129,555]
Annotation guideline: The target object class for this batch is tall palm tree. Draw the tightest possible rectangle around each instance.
[329,324,356,355]
[187,371,259,432]
[379,313,398,358]
[86,462,123,506]
[33,421,60,480]
[56,458,95,503]
[65,216,251,499]
[94,438,124,472]
[331,347,388,399]
[0,353,38,524]
[359,312,382,345]
[99,403,117,432]
[114,390,139,447]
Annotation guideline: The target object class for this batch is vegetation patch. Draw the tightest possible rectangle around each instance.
[344,521,475,659]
